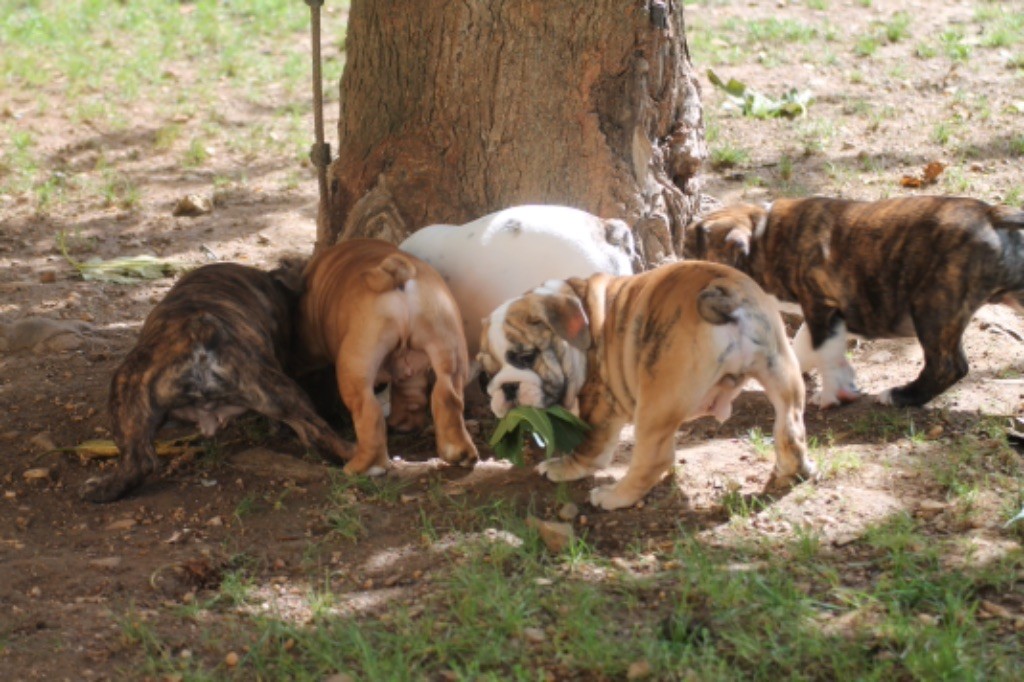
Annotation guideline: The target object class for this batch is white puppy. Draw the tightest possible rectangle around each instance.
[400,204,636,360]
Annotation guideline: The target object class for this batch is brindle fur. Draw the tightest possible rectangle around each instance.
[81,261,354,503]
[685,196,1024,407]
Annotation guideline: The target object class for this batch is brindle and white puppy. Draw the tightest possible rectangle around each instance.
[297,239,478,476]
[478,261,816,510]
[684,196,1024,408]
[82,261,355,503]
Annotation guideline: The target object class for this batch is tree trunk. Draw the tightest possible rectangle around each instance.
[322,0,706,266]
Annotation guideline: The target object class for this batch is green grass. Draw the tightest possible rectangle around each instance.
[0,0,346,206]
[884,12,912,43]
[121,523,1024,679]
[710,144,750,169]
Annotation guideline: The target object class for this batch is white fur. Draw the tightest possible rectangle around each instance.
[793,321,860,408]
[483,293,588,417]
[400,205,635,360]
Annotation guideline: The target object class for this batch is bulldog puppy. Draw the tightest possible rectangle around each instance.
[478,261,816,510]
[297,239,478,475]
[684,196,1024,408]
[82,261,355,503]
[399,204,636,360]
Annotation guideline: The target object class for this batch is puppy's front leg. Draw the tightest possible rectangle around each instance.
[243,366,355,465]
[538,398,623,483]
[800,307,860,409]
[589,424,674,511]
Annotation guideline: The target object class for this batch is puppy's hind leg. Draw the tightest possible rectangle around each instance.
[424,345,478,468]
[878,312,970,407]
[752,352,816,491]
[81,370,165,503]
[242,367,355,466]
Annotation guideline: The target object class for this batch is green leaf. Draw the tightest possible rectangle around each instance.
[57,231,182,284]
[707,69,812,120]
[488,405,591,464]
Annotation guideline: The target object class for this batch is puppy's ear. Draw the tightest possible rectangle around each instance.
[270,257,308,296]
[724,227,751,269]
[539,295,591,351]
[683,220,709,259]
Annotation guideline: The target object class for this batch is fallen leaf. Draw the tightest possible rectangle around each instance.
[900,160,946,188]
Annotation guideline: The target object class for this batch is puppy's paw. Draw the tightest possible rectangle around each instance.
[439,440,479,468]
[80,476,127,504]
[875,389,895,406]
[589,483,643,511]
[536,455,597,482]
[765,461,818,492]
[815,362,861,409]
[343,457,393,476]
[813,383,862,409]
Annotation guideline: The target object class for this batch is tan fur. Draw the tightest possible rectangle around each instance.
[479,261,816,510]
[298,239,477,474]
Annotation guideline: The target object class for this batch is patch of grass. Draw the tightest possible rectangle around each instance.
[932,120,957,146]
[854,32,881,57]
[99,169,140,209]
[940,29,972,62]
[931,418,1022,494]
[234,494,259,522]
[153,124,183,152]
[915,42,938,59]
[746,426,774,459]
[183,138,210,168]
[817,446,864,481]
[721,489,770,518]
[710,144,750,169]
[114,522,1024,680]
[778,154,794,181]
[745,18,818,46]
[884,12,912,43]
[942,165,972,193]
[798,118,835,155]
[1004,186,1023,206]
[848,409,920,442]
[1010,134,1024,157]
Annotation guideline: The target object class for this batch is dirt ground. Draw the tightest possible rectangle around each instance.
[2,0,1023,679]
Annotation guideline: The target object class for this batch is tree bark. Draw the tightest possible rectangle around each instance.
[322,0,706,266]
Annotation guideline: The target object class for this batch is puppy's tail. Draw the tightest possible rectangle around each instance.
[697,283,740,325]
[363,253,418,293]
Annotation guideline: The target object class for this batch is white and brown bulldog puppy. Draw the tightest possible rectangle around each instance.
[478,261,816,510]
[297,239,478,475]
[399,204,636,360]
[684,196,1024,408]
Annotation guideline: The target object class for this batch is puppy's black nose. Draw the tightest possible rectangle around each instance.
[501,383,519,401]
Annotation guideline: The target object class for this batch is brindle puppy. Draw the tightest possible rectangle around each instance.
[81,261,354,503]
[684,196,1024,407]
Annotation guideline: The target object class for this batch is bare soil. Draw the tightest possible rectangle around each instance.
[2,1,1023,679]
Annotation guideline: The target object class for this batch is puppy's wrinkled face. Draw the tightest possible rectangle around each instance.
[477,281,591,418]
[683,204,767,272]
